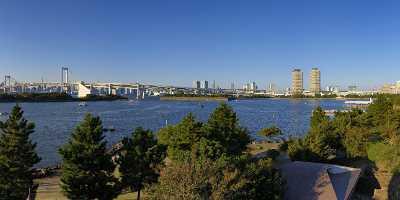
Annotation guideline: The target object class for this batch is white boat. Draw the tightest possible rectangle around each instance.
[78,102,88,107]
[344,98,373,105]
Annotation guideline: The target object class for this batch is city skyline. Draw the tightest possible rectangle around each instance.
[1,1,400,89]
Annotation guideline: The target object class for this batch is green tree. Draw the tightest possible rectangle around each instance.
[288,107,342,162]
[59,114,119,200]
[203,103,250,157]
[0,105,41,199]
[367,95,393,127]
[117,127,166,200]
[158,113,204,161]
[343,127,370,158]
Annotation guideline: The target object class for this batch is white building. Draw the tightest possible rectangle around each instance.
[78,82,93,98]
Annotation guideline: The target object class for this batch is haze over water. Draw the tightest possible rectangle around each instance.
[0,99,345,167]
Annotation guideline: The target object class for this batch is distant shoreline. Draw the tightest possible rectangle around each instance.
[0,93,127,103]
[160,96,230,101]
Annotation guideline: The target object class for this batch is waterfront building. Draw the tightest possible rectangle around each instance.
[243,81,257,93]
[309,68,321,95]
[291,69,303,95]
[380,83,399,94]
[78,82,93,98]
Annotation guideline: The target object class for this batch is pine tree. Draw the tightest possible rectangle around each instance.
[203,103,250,157]
[0,105,40,199]
[117,127,166,200]
[59,114,119,200]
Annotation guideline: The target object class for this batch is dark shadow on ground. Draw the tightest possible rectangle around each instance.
[335,158,380,200]
[388,172,400,200]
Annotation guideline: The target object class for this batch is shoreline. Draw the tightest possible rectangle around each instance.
[160,96,231,101]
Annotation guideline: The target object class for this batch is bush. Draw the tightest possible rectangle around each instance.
[367,142,400,173]
[149,157,285,200]
[343,127,370,158]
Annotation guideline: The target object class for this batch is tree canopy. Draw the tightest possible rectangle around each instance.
[59,113,119,200]
[117,127,166,200]
[159,103,250,161]
[0,105,40,199]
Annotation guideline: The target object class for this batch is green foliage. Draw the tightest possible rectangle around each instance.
[367,142,400,173]
[158,113,204,161]
[257,126,282,138]
[159,103,250,161]
[203,103,250,157]
[59,114,119,200]
[288,107,341,162]
[149,157,284,200]
[287,139,319,162]
[0,105,41,199]
[117,127,166,200]
[343,127,370,158]
[154,103,284,199]
[367,94,394,127]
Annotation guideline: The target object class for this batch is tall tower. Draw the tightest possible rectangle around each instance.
[61,67,69,84]
[310,68,321,94]
[291,69,303,95]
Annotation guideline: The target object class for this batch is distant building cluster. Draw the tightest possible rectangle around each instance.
[379,81,400,94]
[2,66,396,98]
[290,68,321,96]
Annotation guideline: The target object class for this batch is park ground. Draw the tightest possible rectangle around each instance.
[33,142,397,200]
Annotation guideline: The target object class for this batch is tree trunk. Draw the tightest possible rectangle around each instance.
[137,189,141,200]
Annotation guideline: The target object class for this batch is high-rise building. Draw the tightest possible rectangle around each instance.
[193,80,201,89]
[201,80,208,89]
[309,68,321,94]
[267,83,276,94]
[61,67,69,84]
[291,69,303,95]
[250,81,257,91]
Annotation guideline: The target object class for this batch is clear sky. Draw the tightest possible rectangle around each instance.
[0,0,399,89]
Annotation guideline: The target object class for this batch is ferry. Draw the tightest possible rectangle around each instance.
[344,98,373,105]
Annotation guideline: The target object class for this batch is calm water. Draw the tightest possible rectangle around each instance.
[0,99,345,167]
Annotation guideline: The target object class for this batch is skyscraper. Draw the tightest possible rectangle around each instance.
[291,69,303,95]
[309,68,321,94]
[201,80,208,89]
[193,80,201,89]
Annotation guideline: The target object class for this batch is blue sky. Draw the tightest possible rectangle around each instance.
[0,0,399,89]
